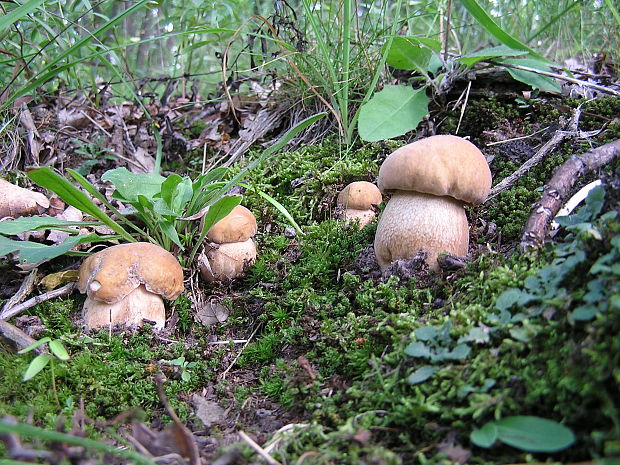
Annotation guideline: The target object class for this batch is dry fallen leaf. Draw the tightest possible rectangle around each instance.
[195,301,229,327]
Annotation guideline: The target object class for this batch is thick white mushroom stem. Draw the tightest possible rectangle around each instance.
[374,192,469,271]
[82,284,165,329]
[200,238,257,282]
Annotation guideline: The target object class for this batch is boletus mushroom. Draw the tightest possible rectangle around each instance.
[336,181,382,228]
[374,135,492,271]
[0,178,50,218]
[77,242,184,329]
[199,205,257,282]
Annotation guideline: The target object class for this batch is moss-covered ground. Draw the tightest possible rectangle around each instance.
[1,96,619,463]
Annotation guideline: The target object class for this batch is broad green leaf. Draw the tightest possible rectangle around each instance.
[386,37,432,72]
[471,422,498,448]
[102,168,165,202]
[495,288,522,311]
[161,174,193,214]
[0,0,47,34]
[18,337,51,354]
[414,326,437,341]
[458,45,529,67]
[445,343,471,360]
[49,340,70,361]
[0,233,104,264]
[23,354,51,381]
[0,217,99,235]
[358,86,429,142]
[499,58,562,92]
[404,341,431,358]
[157,219,184,250]
[495,416,575,452]
[407,365,437,385]
[459,0,546,61]
[27,167,134,242]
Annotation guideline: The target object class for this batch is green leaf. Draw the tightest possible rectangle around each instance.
[0,216,99,235]
[48,340,70,361]
[386,37,432,72]
[0,233,107,264]
[471,422,498,448]
[101,168,165,202]
[23,354,51,381]
[495,288,522,311]
[358,85,429,142]
[0,0,47,34]
[495,416,575,452]
[457,45,529,67]
[499,58,562,92]
[444,343,471,360]
[414,326,437,341]
[459,0,546,61]
[17,337,51,354]
[407,365,437,385]
[404,341,431,358]
[201,196,243,235]
[161,175,193,214]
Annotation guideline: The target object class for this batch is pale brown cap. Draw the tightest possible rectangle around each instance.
[337,181,382,210]
[0,178,50,218]
[77,242,184,304]
[207,205,257,244]
[377,135,492,205]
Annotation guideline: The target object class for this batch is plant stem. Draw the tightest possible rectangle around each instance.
[49,360,60,407]
[341,0,352,144]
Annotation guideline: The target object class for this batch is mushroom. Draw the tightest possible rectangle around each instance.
[199,205,258,282]
[0,178,49,218]
[374,135,492,271]
[76,242,184,329]
[336,181,382,228]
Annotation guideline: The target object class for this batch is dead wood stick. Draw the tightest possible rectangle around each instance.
[520,139,620,251]
[0,282,75,321]
[1,269,38,313]
[486,108,581,201]
[0,320,37,352]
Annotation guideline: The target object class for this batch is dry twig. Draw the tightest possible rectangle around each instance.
[520,139,620,250]
[238,430,282,465]
[0,282,75,321]
[0,320,37,352]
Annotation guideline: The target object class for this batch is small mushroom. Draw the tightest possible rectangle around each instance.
[0,178,49,218]
[199,205,258,282]
[336,181,382,228]
[76,242,184,329]
[374,135,492,271]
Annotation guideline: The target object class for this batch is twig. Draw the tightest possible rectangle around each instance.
[455,80,471,135]
[1,269,38,313]
[209,339,248,345]
[219,323,261,379]
[490,60,620,97]
[0,320,37,352]
[238,430,282,465]
[485,126,550,146]
[520,138,620,250]
[486,108,581,201]
[0,283,75,321]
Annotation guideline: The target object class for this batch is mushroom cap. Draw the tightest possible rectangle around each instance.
[0,178,50,218]
[199,238,257,282]
[374,191,469,271]
[336,181,382,210]
[206,205,257,244]
[82,284,165,329]
[377,135,492,205]
[77,242,184,304]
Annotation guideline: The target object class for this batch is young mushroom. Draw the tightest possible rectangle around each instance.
[374,135,492,271]
[0,178,49,218]
[336,181,382,228]
[77,242,184,330]
[199,205,258,282]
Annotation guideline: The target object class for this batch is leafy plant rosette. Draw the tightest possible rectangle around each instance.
[0,113,325,265]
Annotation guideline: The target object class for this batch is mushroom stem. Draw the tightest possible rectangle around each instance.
[374,192,469,271]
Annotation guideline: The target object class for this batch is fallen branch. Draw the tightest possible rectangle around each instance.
[486,108,582,201]
[0,282,76,321]
[0,320,37,352]
[520,139,620,251]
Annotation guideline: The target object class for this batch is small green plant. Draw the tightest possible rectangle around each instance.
[160,356,197,382]
[71,135,117,176]
[18,337,70,406]
[471,415,575,452]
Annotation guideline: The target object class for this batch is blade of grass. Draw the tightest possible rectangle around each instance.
[0,0,47,33]
[527,1,581,42]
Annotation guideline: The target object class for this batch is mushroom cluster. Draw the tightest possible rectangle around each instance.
[199,205,258,282]
[77,242,184,329]
[336,181,382,228]
[374,135,492,271]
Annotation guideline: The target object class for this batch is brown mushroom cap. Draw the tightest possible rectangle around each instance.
[77,242,184,304]
[377,135,492,205]
[374,192,468,271]
[206,205,257,244]
[337,181,382,210]
[0,178,50,218]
